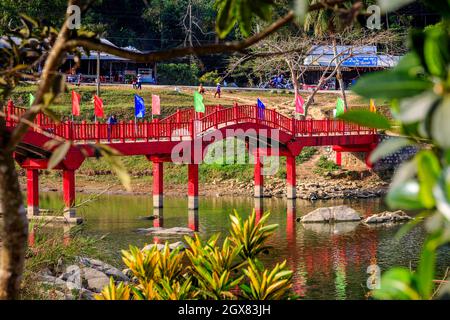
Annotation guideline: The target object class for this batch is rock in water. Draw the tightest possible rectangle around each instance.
[364,210,412,224]
[142,241,186,252]
[136,227,195,236]
[300,206,361,223]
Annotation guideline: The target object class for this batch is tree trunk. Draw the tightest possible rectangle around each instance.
[304,72,328,116]
[0,117,28,300]
[332,37,348,109]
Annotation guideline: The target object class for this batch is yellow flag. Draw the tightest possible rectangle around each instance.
[369,99,377,113]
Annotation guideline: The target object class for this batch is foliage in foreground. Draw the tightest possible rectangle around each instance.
[95,211,294,300]
[340,1,450,300]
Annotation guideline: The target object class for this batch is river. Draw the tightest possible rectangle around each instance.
[38,193,450,300]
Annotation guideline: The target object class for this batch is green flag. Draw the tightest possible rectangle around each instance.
[29,93,35,107]
[193,91,205,113]
[335,97,345,117]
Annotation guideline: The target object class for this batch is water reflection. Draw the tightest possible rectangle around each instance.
[35,193,449,300]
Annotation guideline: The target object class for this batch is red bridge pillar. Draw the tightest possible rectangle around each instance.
[286,155,297,199]
[63,170,76,219]
[153,161,164,208]
[254,154,264,198]
[188,164,199,210]
[27,169,40,217]
[188,209,199,231]
[336,151,342,167]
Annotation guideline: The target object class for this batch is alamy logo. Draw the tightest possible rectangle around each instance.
[67,5,81,30]
[367,5,381,30]
[367,264,381,290]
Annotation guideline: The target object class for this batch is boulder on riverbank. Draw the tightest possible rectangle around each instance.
[363,210,412,224]
[136,226,195,236]
[301,221,360,234]
[142,241,186,252]
[300,206,361,223]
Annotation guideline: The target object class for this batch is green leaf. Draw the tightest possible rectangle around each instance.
[352,71,433,100]
[386,180,425,210]
[431,97,450,149]
[416,234,438,299]
[423,25,450,78]
[373,267,419,300]
[337,109,391,130]
[398,92,440,124]
[47,141,71,169]
[416,151,441,209]
[370,137,414,163]
[378,0,415,13]
[216,0,237,39]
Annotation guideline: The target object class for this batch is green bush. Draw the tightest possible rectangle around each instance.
[313,155,339,175]
[157,63,200,86]
[199,70,221,86]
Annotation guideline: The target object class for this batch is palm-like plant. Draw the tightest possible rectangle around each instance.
[229,211,278,259]
[240,259,293,300]
[95,278,131,300]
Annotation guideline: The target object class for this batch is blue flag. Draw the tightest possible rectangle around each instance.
[134,94,146,118]
[257,98,265,120]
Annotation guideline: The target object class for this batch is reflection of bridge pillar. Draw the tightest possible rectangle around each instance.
[152,161,164,208]
[287,200,296,238]
[254,198,263,222]
[63,170,76,219]
[27,169,40,217]
[254,154,264,198]
[286,155,297,199]
[188,209,199,231]
[153,207,164,228]
[188,164,199,210]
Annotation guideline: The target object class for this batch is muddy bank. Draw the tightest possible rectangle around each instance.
[21,172,389,201]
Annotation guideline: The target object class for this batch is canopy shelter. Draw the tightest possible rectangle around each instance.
[63,39,156,84]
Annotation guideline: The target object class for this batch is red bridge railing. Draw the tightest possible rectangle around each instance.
[4,104,376,143]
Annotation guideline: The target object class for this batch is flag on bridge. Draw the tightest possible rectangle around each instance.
[335,97,346,118]
[257,98,265,119]
[152,94,161,115]
[369,99,377,113]
[72,91,81,116]
[29,93,35,107]
[134,94,146,118]
[194,91,205,113]
[295,94,305,116]
[93,95,104,118]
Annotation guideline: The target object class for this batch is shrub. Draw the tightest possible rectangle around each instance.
[157,63,200,85]
[199,70,221,86]
[95,211,295,300]
[313,155,339,175]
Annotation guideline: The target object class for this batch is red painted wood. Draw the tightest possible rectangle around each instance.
[188,164,198,197]
[286,155,296,187]
[254,154,263,187]
[27,169,39,208]
[63,170,75,208]
[153,162,163,196]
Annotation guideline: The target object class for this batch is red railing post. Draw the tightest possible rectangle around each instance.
[176,109,181,123]
[190,119,194,140]
[81,120,86,143]
[291,118,296,136]
[120,121,125,143]
[95,121,100,143]
[130,120,136,142]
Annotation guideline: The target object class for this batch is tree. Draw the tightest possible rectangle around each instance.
[303,0,372,109]
[0,0,368,299]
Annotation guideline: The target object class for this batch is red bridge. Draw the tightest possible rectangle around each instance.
[4,103,378,223]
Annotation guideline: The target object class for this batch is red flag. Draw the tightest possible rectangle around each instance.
[93,95,104,118]
[72,91,81,116]
[295,94,305,116]
[152,94,160,115]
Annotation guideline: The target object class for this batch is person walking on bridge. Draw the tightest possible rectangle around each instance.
[107,114,118,142]
[198,83,206,95]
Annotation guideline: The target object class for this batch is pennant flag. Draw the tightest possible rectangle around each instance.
[295,94,305,116]
[257,98,265,119]
[93,95,104,118]
[72,91,81,116]
[193,91,205,113]
[152,94,161,115]
[369,99,377,113]
[29,93,35,107]
[134,94,146,118]
[335,97,346,118]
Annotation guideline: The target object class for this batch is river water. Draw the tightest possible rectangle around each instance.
[39,193,450,300]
